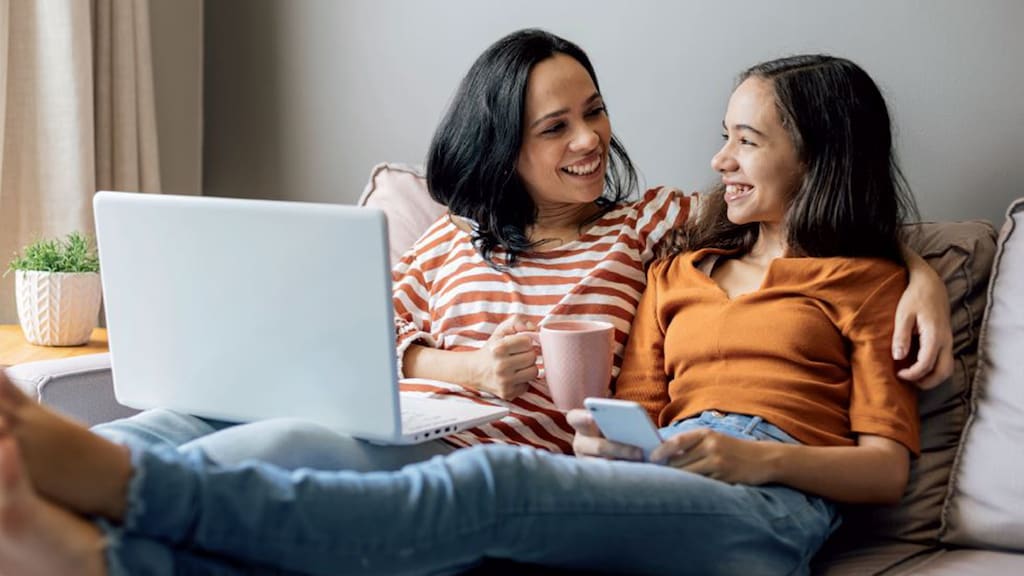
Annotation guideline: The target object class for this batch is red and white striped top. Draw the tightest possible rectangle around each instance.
[392,186,693,454]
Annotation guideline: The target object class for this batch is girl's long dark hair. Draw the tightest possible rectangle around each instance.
[426,29,638,267]
[667,54,918,262]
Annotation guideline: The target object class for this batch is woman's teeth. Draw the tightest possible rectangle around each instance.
[563,158,601,176]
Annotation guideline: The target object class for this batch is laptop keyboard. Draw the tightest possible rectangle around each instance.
[400,406,460,433]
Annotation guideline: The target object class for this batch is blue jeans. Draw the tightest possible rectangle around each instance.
[93,408,454,471]
[101,412,839,575]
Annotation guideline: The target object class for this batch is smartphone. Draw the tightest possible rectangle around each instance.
[583,398,664,462]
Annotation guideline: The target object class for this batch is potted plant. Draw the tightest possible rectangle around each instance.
[6,232,102,346]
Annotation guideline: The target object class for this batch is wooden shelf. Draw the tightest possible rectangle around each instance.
[0,324,109,367]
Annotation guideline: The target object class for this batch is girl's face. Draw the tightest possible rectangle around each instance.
[711,77,805,227]
[516,54,612,209]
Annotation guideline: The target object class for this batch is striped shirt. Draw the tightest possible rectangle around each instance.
[392,186,693,453]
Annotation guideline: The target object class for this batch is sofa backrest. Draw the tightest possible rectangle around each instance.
[941,198,1024,552]
[829,220,997,548]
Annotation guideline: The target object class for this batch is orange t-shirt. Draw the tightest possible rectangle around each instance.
[615,248,920,454]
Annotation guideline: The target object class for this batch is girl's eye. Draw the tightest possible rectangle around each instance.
[586,106,607,117]
[740,137,756,146]
[720,132,729,141]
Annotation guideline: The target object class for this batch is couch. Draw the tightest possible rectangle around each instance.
[6,163,1024,574]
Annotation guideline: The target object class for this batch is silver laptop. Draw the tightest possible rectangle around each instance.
[93,191,507,445]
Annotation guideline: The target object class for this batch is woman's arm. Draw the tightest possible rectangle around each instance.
[894,247,953,389]
[401,317,539,400]
[649,432,910,504]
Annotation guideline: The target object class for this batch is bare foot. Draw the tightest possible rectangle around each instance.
[0,371,131,521]
[0,436,107,576]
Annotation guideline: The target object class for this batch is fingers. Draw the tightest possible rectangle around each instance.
[566,409,602,437]
[901,329,938,381]
[568,410,643,461]
[573,434,643,461]
[649,429,707,463]
[900,343,953,389]
[491,316,538,339]
[497,334,538,355]
[891,302,916,361]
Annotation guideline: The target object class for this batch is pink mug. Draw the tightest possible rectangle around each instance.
[525,320,615,410]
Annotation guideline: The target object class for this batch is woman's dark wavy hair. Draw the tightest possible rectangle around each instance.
[667,54,918,262]
[426,29,638,267]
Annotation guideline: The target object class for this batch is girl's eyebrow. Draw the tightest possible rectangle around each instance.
[529,92,602,129]
[722,120,766,137]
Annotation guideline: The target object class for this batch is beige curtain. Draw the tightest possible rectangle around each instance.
[0,0,160,324]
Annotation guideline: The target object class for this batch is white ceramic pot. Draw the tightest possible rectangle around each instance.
[15,270,102,346]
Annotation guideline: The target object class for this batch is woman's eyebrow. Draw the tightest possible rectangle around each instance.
[529,92,602,129]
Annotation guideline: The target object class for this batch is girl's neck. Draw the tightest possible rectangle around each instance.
[745,222,786,265]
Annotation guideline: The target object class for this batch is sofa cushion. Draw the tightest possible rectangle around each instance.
[818,220,997,551]
[357,162,446,265]
[941,198,1024,551]
[896,549,1024,575]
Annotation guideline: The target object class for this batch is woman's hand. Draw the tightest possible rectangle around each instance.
[469,316,539,400]
[568,409,645,461]
[649,429,775,485]
[894,250,954,389]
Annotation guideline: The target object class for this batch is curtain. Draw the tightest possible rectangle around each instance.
[0,0,160,324]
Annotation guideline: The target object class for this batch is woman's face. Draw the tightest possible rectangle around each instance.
[516,54,612,208]
[711,77,804,227]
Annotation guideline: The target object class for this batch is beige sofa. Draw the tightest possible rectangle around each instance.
[7,163,1024,574]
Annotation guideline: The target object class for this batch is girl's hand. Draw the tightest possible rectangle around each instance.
[568,409,645,461]
[650,429,776,485]
[893,253,954,389]
[470,316,539,400]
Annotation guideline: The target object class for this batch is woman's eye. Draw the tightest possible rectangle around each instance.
[740,137,755,146]
[542,123,565,135]
[720,132,729,141]
[586,106,607,117]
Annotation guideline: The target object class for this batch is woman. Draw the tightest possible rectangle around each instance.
[92,29,950,473]
[2,54,927,575]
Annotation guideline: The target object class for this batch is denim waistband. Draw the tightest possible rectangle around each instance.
[660,411,800,445]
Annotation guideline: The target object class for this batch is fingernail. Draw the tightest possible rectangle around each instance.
[893,346,905,359]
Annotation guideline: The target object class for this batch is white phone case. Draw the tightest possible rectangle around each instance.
[584,398,663,461]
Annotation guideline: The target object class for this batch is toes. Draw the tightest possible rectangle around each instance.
[0,372,29,410]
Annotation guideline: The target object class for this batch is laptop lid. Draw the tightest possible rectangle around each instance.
[94,191,406,442]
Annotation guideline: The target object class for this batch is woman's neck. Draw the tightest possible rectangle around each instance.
[528,201,602,244]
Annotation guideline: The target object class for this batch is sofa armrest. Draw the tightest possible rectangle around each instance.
[3,353,139,427]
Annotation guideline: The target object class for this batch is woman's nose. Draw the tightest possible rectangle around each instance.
[570,125,599,151]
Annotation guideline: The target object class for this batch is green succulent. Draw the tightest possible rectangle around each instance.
[6,232,100,275]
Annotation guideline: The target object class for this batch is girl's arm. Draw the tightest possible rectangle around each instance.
[894,247,953,389]
[650,432,910,504]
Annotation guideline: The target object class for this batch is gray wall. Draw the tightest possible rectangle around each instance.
[204,0,1024,227]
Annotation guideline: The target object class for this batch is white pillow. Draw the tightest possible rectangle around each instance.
[941,197,1024,550]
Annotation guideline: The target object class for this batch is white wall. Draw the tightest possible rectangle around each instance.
[204,0,1024,227]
